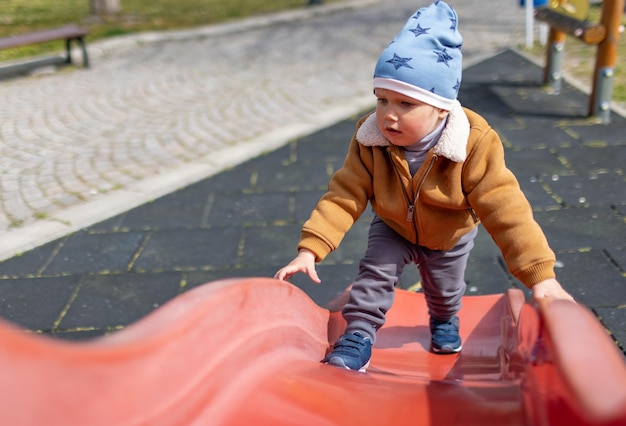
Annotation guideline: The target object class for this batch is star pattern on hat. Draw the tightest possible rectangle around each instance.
[449,16,458,31]
[374,2,463,107]
[434,48,453,67]
[409,24,430,37]
[386,53,413,70]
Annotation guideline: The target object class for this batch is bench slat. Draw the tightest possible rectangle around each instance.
[0,25,89,50]
[0,24,90,70]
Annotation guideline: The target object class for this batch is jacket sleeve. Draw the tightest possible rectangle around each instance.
[462,120,556,287]
[297,124,375,262]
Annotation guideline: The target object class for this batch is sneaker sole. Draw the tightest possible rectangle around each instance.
[431,344,462,354]
[326,357,370,373]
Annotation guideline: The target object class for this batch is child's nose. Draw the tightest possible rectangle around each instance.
[384,107,398,121]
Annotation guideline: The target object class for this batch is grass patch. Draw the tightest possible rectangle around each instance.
[0,0,341,60]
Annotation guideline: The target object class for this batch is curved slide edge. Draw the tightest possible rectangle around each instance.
[0,278,624,425]
[524,299,626,425]
[0,278,330,425]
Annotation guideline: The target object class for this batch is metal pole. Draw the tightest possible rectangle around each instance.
[526,0,535,48]
[589,0,625,122]
[544,27,567,93]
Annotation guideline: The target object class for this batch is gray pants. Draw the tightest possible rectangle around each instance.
[344,216,477,343]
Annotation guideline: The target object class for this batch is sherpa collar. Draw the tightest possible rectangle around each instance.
[355,100,470,162]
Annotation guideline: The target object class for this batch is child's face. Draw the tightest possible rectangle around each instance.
[374,88,449,147]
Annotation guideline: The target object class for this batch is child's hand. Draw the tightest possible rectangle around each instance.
[274,249,321,284]
[532,278,575,302]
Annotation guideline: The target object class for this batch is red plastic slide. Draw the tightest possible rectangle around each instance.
[0,278,625,425]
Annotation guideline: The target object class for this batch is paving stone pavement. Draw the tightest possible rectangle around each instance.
[0,1,624,356]
[0,0,528,259]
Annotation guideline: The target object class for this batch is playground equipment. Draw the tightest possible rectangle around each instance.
[0,278,624,425]
[534,0,625,123]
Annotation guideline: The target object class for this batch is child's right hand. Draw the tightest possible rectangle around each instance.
[274,249,321,284]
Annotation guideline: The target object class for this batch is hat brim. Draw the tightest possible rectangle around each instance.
[374,77,455,111]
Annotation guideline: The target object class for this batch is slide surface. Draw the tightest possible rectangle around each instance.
[0,278,625,425]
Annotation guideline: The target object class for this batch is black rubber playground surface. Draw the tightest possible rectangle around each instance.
[0,50,624,355]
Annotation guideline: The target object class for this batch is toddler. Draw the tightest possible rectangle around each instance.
[275,1,574,372]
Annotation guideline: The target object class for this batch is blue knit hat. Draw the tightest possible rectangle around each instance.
[374,1,463,110]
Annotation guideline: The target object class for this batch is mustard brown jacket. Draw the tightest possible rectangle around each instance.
[298,102,556,288]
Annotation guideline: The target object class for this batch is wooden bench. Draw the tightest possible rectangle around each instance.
[0,25,90,68]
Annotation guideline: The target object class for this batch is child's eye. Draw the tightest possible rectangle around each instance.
[376,98,388,105]
[401,101,413,107]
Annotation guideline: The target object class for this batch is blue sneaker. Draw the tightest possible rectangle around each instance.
[323,332,372,372]
[430,316,462,354]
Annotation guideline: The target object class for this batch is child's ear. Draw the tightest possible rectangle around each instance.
[438,109,450,119]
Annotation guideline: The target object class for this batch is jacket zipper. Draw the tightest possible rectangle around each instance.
[413,155,438,212]
[470,208,479,223]
[412,155,480,224]
[390,151,479,234]
[389,152,438,241]
[410,154,480,223]
[389,151,414,222]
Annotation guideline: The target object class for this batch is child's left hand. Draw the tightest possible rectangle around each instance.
[532,278,575,302]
